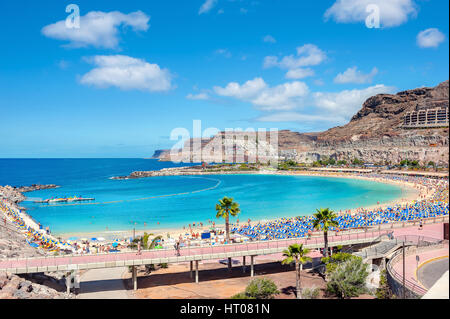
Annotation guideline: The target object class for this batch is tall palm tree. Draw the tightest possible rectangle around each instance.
[313,208,338,258]
[215,197,241,243]
[282,243,312,299]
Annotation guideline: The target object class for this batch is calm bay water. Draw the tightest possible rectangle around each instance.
[0,159,404,235]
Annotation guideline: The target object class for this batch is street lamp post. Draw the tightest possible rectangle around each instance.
[402,242,406,299]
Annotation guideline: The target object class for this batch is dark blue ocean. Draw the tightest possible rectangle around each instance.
[0,159,405,235]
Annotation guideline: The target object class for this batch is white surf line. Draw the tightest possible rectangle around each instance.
[37,176,223,207]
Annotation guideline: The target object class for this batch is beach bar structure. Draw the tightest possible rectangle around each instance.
[380,170,449,179]
[402,107,449,129]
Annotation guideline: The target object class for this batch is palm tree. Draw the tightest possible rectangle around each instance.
[141,232,162,250]
[313,208,338,258]
[282,243,312,299]
[215,197,241,243]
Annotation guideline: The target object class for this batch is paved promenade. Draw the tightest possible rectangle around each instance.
[78,267,132,299]
[0,229,390,274]
[392,222,444,239]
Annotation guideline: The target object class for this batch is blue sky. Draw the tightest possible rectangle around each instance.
[0,0,448,158]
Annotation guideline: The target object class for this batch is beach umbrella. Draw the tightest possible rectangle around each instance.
[97,237,105,241]
[112,242,118,248]
[90,238,98,241]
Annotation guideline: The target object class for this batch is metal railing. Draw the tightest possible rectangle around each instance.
[386,249,427,297]
[386,239,448,298]
[0,214,447,272]
[0,229,391,271]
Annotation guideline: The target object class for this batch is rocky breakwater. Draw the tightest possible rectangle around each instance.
[0,272,72,299]
[112,166,213,179]
[0,184,59,204]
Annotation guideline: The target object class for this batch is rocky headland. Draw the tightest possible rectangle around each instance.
[152,80,449,166]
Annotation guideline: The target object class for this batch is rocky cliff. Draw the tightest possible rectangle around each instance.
[153,80,449,165]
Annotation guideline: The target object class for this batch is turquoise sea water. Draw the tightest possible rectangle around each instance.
[0,159,406,235]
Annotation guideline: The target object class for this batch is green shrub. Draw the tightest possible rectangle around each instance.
[245,278,279,299]
[326,257,369,299]
[231,278,279,299]
[231,292,255,299]
[302,286,320,299]
[321,252,354,274]
[375,270,394,299]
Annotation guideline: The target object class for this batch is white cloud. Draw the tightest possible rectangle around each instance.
[215,49,232,58]
[417,28,446,48]
[187,93,210,100]
[42,11,150,49]
[314,79,325,86]
[263,35,276,43]
[334,67,378,84]
[258,84,395,124]
[324,0,417,28]
[199,0,218,15]
[256,112,346,124]
[313,84,395,118]
[214,78,309,111]
[80,55,173,92]
[286,68,315,79]
[264,44,326,70]
[214,78,267,100]
[210,77,395,124]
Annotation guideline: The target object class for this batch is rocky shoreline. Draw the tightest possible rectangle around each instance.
[0,184,59,204]
[0,272,72,299]
[1,184,74,299]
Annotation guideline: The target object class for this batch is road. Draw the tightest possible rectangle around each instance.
[418,257,449,289]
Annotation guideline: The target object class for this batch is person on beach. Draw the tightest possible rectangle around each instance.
[137,241,142,255]
[419,218,423,230]
[174,241,180,256]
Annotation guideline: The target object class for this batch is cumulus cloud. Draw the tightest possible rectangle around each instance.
[263,35,276,43]
[80,55,173,92]
[334,67,378,84]
[256,112,346,124]
[417,28,446,48]
[186,93,210,100]
[199,0,218,15]
[214,78,267,100]
[285,68,315,80]
[214,78,309,111]
[313,84,395,118]
[264,44,326,70]
[324,0,417,28]
[42,11,150,49]
[209,76,395,125]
